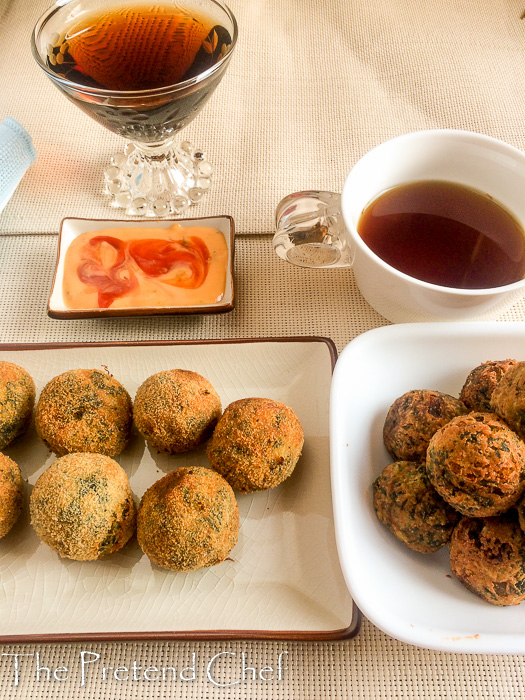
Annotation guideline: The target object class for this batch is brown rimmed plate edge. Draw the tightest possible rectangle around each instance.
[0,335,360,643]
[47,215,236,319]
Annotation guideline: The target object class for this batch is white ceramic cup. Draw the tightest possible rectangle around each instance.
[273,130,525,323]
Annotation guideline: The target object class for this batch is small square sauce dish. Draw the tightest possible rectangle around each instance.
[48,216,235,319]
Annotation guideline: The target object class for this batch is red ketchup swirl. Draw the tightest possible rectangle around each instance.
[128,236,209,288]
[76,235,210,308]
[77,236,138,308]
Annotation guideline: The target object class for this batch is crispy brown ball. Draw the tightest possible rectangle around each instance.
[133,370,221,454]
[0,453,24,539]
[450,515,525,606]
[35,369,132,457]
[373,461,460,553]
[383,389,467,462]
[514,490,525,536]
[137,466,239,572]
[30,452,136,561]
[491,362,525,441]
[206,397,304,493]
[0,361,35,450]
[426,412,525,517]
[460,359,518,411]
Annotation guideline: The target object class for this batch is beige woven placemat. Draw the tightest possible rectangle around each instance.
[0,234,384,347]
[0,234,525,700]
[1,629,525,699]
[0,0,524,234]
[0,234,524,348]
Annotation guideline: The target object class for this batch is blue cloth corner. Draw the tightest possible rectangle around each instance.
[0,117,37,214]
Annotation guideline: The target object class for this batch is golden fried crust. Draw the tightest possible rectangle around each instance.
[137,466,239,572]
[426,412,525,517]
[0,361,35,450]
[460,359,517,411]
[0,453,24,538]
[35,369,132,457]
[373,461,460,553]
[491,361,525,441]
[29,452,136,560]
[516,492,525,534]
[206,397,304,493]
[383,390,467,463]
[450,516,525,606]
[133,370,221,454]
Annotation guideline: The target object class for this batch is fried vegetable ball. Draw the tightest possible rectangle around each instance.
[30,452,136,561]
[137,466,239,572]
[491,361,525,441]
[426,412,525,517]
[515,489,525,535]
[383,389,466,462]
[460,359,517,411]
[206,397,304,493]
[373,460,460,553]
[0,453,24,539]
[0,361,35,450]
[133,370,221,454]
[35,368,132,457]
[449,515,525,606]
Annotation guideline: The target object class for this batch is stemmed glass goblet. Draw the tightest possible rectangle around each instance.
[31,0,238,217]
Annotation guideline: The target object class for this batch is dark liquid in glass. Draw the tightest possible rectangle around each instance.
[357,180,525,289]
[45,3,233,142]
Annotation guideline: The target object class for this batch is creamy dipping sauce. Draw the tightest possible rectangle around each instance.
[62,224,228,309]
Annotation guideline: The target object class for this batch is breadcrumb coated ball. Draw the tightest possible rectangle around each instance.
[35,368,132,457]
[133,370,221,454]
[206,397,304,493]
[426,412,525,517]
[30,452,136,561]
[460,359,517,411]
[0,453,24,539]
[373,460,460,553]
[137,466,239,572]
[383,389,466,463]
[0,361,35,450]
[491,361,525,441]
[450,515,525,606]
[515,492,525,535]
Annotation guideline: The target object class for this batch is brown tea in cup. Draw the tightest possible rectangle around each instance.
[357,180,525,289]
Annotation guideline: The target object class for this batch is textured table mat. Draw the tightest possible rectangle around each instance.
[1,234,525,347]
[0,0,524,234]
[1,235,525,700]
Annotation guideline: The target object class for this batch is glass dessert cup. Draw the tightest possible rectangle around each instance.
[31,0,238,217]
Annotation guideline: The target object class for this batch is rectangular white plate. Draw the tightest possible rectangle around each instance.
[331,321,525,654]
[48,216,235,319]
[0,338,358,642]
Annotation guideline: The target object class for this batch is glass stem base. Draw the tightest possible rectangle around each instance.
[104,139,213,217]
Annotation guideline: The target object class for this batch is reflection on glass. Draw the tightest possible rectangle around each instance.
[32,0,238,216]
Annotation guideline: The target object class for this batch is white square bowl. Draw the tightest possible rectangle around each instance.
[331,321,525,653]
